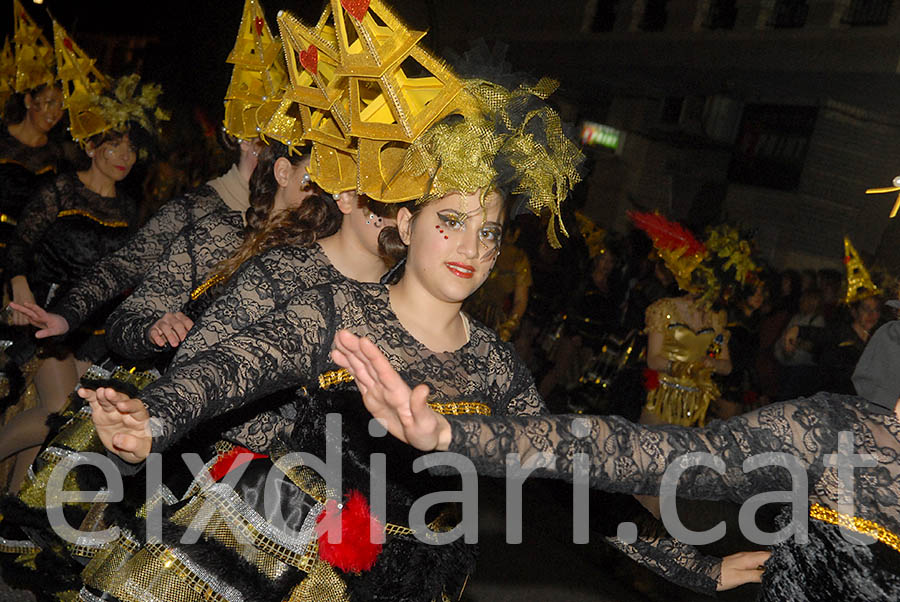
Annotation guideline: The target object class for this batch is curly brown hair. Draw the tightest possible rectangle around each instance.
[214,141,341,281]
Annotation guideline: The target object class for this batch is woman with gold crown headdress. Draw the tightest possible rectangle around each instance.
[0,2,66,269]
[0,20,168,496]
[628,212,738,428]
[77,2,583,601]
[782,236,883,395]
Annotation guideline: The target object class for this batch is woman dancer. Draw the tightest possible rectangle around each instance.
[1,68,166,492]
[83,68,583,602]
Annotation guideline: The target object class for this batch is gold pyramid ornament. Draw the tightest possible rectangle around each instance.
[330,0,465,143]
[275,9,351,149]
[53,21,110,143]
[0,37,16,116]
[843,236,879,305]
[331,0,424,75]
[13,0,55,92]
[223,0,289,141]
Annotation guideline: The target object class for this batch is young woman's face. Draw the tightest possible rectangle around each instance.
[25,86,64,134]
[401,190,505,304]
[90,134,137,182]
[853,296,882,333]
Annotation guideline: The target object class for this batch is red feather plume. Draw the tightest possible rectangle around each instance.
[316,490,384,572]
[627,211,706,256]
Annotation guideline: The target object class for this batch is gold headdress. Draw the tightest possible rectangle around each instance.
[629,211,707,294]
[54,21,167,147]
[576,212,608,259]
[843,236,879,305]
[0,37,16,116]
[13,0,55,92]
[223,0,289,142]
[281,0,584,244]
[273,8,350,150]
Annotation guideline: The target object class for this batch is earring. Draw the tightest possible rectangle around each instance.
[333,193,341,201]
[87,151,94,157]
[301,173,311,189]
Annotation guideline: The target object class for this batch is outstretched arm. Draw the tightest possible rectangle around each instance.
[333,329,825,502]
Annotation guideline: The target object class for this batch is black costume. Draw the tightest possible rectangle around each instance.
[0,123,61,269]
[6,172,137,363]
[81,280,545,602]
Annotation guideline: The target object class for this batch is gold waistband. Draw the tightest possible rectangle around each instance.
[317,368,491,415]
[809,503,900,554]
[57,209,128,228]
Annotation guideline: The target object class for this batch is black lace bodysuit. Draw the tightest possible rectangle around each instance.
[445,393,900,598]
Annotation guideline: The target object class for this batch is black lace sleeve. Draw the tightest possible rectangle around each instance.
[5,174,61,278]
[607,533,722,595]
[142,288,335,452]
[104,211,244,361]
[448,397,836,502]
[52,186,226,331]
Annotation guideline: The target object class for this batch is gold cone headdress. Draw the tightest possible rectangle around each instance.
[843,236,879,305]
[54,21,109,143]
[223,0,289,142]
[54,22,167,149]
[13,0,55,92]
[284,0,584,245]
[0,37,16,116]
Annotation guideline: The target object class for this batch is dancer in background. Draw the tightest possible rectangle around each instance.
[0,20,168,493]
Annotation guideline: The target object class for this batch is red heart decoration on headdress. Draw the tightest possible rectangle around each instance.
[63,38,73,52]
[299,45,318,75]
[341,0,370,21]
[254,17,264,37]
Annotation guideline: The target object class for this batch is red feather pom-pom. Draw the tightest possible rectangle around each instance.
[628,211,706,257]
[642,368,660,391]
[316,490,384,572]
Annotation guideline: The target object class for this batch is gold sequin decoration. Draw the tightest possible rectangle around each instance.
[191,273,225,300]
[0,212,17,225]
[809,503,900,554]
[318,368,354,389]
[427,401,492,416]
[56,209,128,228]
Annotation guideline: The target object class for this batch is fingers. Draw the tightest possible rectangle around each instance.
[149,312,194,347]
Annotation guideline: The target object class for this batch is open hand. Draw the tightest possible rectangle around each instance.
[331,329,451,451]
[7,302,70,337]
[148,312,194,348]
[81,386,152,463]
